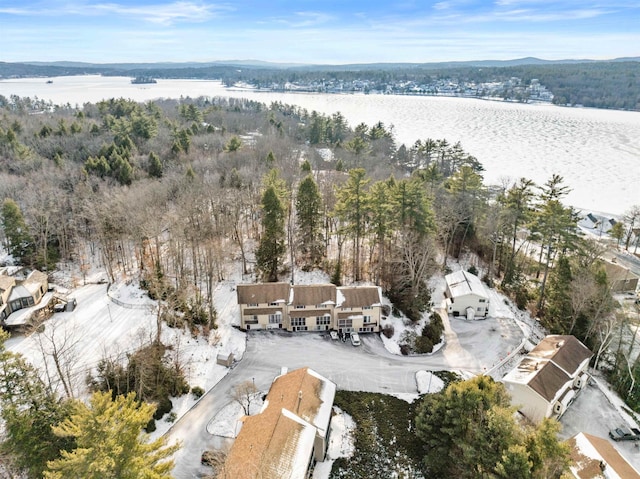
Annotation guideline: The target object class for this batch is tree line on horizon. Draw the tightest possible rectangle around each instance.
[1,59,639,110]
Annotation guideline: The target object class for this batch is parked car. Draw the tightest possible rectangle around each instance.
[330,331,339,340]
[350,332,361,346]
[609,426,640,441]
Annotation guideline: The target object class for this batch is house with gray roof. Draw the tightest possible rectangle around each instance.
[444,270,490,319]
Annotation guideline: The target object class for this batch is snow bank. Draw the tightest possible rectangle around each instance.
[416,371,445,394]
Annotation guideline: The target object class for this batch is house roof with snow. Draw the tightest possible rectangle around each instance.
[237,283,291,305]
[337,286,382,308]
[528,335,593,376]
[222,367,336,479]
[8,285,30,302]
[568,432,640,479]
[445,270,488,299]
[503,335,592,402]
[22,270,47,295]
[290,284,337,307]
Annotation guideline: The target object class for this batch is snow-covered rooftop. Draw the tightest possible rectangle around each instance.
[223,367,336,479]
[502,335,592,402]
[445,270,488,299]
[568,432,640,479]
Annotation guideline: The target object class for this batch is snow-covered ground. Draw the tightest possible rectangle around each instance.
[6,253,640,476]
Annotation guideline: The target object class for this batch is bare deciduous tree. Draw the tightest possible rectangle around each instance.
[232,380,260,416]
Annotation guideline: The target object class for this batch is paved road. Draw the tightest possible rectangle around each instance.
[167,314,524,478]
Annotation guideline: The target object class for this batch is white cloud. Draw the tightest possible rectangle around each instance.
[0,1,230,25]
[92,1,227,24]
[270,11,334,28]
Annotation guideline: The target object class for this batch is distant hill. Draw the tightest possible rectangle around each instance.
[2,57,639,111]
[16,56,640,72]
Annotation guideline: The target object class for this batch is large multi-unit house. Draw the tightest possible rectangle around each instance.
[0,268,50,329]
[502,335,592,423]
[221,367,336,479]
[444,270,490,319]
[236,283,382,334]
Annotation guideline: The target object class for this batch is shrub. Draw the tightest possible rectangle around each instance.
[399,330,416,355]
[467,265,478,276]
[166,412,177,423]
[191,386,205,399]
[415,335,434,354]
[153,396,173,420]
[382,324,395,339]
[422,312,444,344]
[145,418,156,433]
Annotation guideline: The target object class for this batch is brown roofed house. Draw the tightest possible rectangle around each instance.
[502,335,592,423]
[567,432,640,479]
[237,283,383,334]
[220,367,336,479]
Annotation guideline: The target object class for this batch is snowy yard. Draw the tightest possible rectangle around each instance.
[5,258,640,477]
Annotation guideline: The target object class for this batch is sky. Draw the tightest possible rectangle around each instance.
[1,0,639,64]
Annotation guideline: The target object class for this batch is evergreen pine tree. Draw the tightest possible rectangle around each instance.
[295,175,324,267]
[256,186,286,282]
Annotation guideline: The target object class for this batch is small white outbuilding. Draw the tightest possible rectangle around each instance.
[444,270,490,319]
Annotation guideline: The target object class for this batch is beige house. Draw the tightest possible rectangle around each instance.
[502,335,592,423]
[237,283,382,334]
[567,432,640,479]
[444,270,490,319]
[335,286,382,334]
[237,282,290,331]
[0,269,50,327]
[601,259,639,293]
[220,367,336,479]
[288,284,337,332]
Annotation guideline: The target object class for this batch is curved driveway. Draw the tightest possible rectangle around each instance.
[168,312,523,478]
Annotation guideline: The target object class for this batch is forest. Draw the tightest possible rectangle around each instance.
[0,92,640,477]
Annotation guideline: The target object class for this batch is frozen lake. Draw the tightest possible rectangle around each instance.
[1,75,638,215]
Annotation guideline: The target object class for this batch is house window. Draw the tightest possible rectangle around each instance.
[341,307,351,311]
[269,302,279,306]
[291,317,306,326]
[268,314,281,323]
[363,315,372,323]
[316,316,331,325]
[363,306,372,310]
[248,303,258,307]
[359,327,374,333]
[295,305,306,309]
[338,319,352,328]
[479,299,486,303]
[294,326,308,331]
[477,307,483,312]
